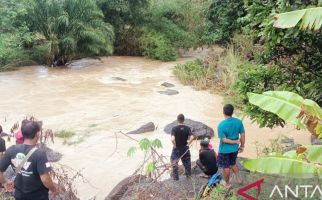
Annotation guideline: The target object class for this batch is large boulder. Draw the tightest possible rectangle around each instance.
[164,119,214,139]
[105,175,142,200]
[127,122,155,134]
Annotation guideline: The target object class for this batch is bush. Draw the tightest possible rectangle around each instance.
[0,33,30,71]
[55,130,75,138]
[173,59,210,89]
[30,42,52,65]
[233,64,290,128]
[141,33,177,61]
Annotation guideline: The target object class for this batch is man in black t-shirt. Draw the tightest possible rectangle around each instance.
[197,139,218,178]
[0,121,58,200]
[170,114,194,180]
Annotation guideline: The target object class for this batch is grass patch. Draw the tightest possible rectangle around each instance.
[88,124,98,128]
[201,184,237,200]
[173,59,214,90]
[55,130,76,138]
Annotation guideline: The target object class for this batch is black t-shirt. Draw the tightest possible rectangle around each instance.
[199,149,218,173]
[0,137,6,152]
[171,125,192,148]
[0,144,51,198]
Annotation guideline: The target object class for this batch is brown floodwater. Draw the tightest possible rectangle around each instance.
[0,56,310,199]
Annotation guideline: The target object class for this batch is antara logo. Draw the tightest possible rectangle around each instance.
[237,179,264,200]
[236,179,322,199]
[269,185,322,199]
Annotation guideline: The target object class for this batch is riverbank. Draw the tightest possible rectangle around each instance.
[0,56,310,199]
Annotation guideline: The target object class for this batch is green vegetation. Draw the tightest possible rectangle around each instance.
[173,59,210,90]
[127,138,162,175]
[242,91,322,178]
[55,130,76,138]
[0,0,213,69]
[173,0,322,129]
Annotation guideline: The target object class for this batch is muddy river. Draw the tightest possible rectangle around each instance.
[0,56,309,199]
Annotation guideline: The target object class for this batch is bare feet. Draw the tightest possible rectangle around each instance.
[222,181,232,189]
[230,176,243,185]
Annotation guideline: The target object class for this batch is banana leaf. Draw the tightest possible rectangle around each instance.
[242,156,320,179]
[306,145,322,164]
[247,91,304,128]
[274,7,322,30]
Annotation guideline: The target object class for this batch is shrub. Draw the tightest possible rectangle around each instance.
[55,130,75,138]
[0,33,30,71]
[173,59,211,89]
[141,33,177,61]
[233,64,289,128]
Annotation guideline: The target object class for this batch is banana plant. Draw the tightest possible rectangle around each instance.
[274,7,322,30]
[242,145,322,179]
[244,91,322,178]
[247,91,322,138]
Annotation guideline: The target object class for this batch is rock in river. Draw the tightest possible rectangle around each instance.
[127,122,155,134]
[164,119,214,139]
[158,89,179,96]
[161,82,175,88]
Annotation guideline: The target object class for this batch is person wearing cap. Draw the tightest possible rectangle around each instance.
[196,139,218,178]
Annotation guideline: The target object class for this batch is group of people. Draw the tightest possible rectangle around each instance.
[0,121,58,200]
[170,104,245,189]
[0,103,244,199]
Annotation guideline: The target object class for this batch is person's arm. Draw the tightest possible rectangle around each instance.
[0,139,6,159]
[239,122,246,153]
[37,151,58,195]
[187,127,194,145]
[40,173,58,195]
[239,133,245,152]
[221,138,240,144]
[171,135,176,147]
[0,148,13,192]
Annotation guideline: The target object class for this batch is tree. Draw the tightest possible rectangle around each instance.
[26,0,114,66]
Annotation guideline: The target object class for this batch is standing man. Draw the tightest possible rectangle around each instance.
[0,120,59,200]
[217,104,245,188]
[171,114,194,180]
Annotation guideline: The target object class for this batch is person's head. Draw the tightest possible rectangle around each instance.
[200,139,209,150]
[21,121,41,142]
[223,104,234,117]
[177,114,185,124]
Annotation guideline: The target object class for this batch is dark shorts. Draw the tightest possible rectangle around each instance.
[217,152,238,168]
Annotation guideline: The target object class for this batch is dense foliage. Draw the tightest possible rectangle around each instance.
[27,0,114,66]
[99,0,211,61]
[0,0,211,69]
[232,0,322,128]
[203,0,245,43]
